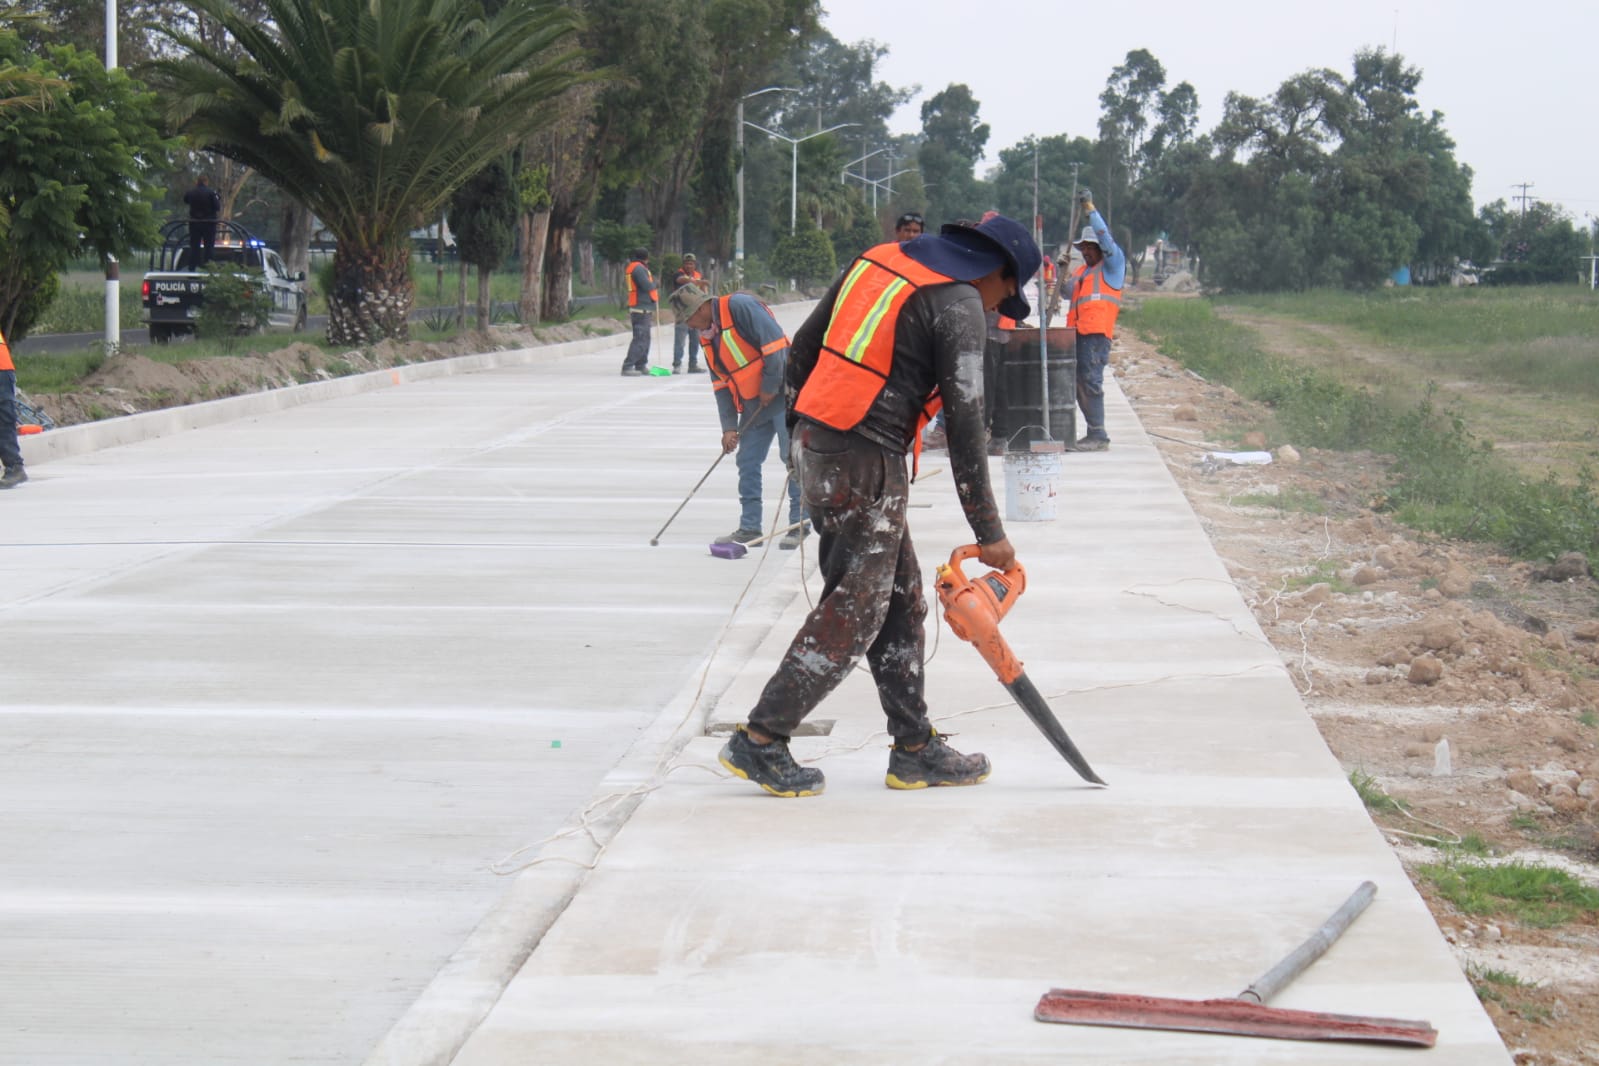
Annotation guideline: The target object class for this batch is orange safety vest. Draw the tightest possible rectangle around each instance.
[677,267,704,287]
[0,325,12,372]
[794,243,956,464]
[624,260,655,308]
[1042,257,1056,287]
[701,295,787,413]
[1066,263,1122,338]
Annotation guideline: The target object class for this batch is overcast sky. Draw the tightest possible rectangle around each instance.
[822,0,1596,224]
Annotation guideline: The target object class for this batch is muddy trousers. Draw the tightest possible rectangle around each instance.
[747,424,932,744]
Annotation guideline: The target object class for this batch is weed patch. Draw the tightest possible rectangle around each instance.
[1419,859,1599,928]
[1349,770,1407,813]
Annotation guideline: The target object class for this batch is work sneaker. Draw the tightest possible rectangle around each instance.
[719,725,825,797]
[886,730,991,789]
[713,528,762,545]
[688,365,706,374]
[0,466,26,490]
[778,521,808,550]
[1073,435,1109,452]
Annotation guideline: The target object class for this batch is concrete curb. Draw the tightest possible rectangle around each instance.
[361,552,813,1066]
[18,329,628,467]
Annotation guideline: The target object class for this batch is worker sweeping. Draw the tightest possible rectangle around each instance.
[671,285,806,550]
[718,215,1041,797]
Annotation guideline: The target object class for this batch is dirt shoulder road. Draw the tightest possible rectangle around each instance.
[1116,320,1599,1066]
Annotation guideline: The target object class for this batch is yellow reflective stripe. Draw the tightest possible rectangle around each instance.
[844,277,909,364]
[719,328,750,368]
[834,259,874,311]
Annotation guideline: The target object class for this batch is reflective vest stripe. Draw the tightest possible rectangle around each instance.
[703,295,777,410]
[1067,264,1122,337]
[795,243,956,439]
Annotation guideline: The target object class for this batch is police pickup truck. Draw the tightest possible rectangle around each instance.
[141,219,309,342]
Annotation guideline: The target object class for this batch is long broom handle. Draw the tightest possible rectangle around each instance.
[1238,882,1377,1005]
[648,400,768,546]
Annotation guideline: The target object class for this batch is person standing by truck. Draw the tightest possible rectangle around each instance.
[0,324,25,489]
[183,175,222,266]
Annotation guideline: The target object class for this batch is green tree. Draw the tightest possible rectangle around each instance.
[0,35,170,339]
[1480,200,1587,284]
[918,83,989,226]
[147,0,586,344]
[449,160,519,331]
[770,224,834,287]
[990,134,1095,249]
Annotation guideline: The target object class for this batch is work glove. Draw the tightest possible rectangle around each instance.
[1077,189,1095,214]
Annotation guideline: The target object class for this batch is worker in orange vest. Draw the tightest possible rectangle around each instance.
[670,253,708,374]
[619,247,659,376]
[717,214,1040,798]
[671,285,805,548]
[0,324,25,489]
[1065,189,1124,450]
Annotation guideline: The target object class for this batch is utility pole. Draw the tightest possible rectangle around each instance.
[1511,181,1536,217]
[103,0,120,355]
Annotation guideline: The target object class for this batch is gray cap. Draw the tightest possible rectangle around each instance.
[670,285,712,320]
[1072,226,1101,248]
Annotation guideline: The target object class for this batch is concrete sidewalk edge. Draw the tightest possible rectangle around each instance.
[19,330,626,467]
[361,552,815,1066]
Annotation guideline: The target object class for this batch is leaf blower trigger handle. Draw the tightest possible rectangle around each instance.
[935,545,1027,684]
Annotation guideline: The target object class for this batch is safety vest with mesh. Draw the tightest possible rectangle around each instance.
[700,295,786,414]
[794,243,956,457]
[0,325,12,372]
[625,260,654,308]
[1066,262,1122,337]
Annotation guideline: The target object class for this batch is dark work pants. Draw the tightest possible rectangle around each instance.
[0,370,21,470]
[748,423,931,744]
[622,310,653,371]
[188,219,216,265]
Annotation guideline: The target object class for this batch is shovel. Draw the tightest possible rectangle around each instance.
[1035,882,1438,1047]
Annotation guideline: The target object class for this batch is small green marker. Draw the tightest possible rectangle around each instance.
[551,740,562,749]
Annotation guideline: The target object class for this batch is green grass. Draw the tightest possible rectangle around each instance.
[1231,486,1327,514]
[1290,560,1358,594]
[1349,770,1407,813]
[1126,295,1599,562]
[1221,287,1599,400]
[1419,859,1599,928]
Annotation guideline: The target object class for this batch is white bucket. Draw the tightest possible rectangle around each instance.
[1004,448,1064,522]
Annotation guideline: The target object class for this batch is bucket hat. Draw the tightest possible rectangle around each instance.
[670,284,713,321]
[901,213,1042,320]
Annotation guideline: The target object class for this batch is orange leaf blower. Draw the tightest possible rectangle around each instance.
[935,545,1106,786]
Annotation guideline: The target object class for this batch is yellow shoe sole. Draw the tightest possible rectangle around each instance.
[720,753,824,797]
[885,768,991,790]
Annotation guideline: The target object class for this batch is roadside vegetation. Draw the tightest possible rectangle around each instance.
[1127,289,1599,563]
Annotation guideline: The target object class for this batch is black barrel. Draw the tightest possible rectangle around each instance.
[994,326,1076,450]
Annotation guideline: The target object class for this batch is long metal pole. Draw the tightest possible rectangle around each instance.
[790,141,798,234]
[735,97,746,273]
[1035,143,1049,440]
[103,0,120,355]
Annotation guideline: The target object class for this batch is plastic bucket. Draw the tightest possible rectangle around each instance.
[1004,446,1064,522]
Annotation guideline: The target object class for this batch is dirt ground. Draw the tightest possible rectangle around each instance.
[1114,314,1599,1066]
[23,307,1599,1063]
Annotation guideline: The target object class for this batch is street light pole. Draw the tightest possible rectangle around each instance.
[743,121,858,234]
[103,0,119,355]
[735,87,794,276]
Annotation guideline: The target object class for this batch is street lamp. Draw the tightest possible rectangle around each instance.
[743,120,859,234]
[104,0,120,354]
[736,87,794,271]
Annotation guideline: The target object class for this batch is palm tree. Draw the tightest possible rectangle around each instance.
[148,0,586,343]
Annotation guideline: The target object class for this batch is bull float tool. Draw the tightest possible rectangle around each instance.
[1035,881,1438,1047]
[934,545,1106,786]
